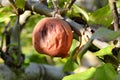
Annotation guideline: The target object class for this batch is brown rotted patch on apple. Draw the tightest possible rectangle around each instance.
[32,17,73,58]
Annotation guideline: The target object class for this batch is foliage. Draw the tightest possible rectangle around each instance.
[63,67,96,80]
[63,63,117,80]
[69,1,120,27]
[0,7,15,23]
[15,0,25,9]
[92,63,117,80]
[94,45,114,56]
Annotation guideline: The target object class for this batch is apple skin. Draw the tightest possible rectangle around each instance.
[32,17,73,58]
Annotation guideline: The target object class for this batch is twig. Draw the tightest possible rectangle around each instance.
[109,0,120,48]
[8,0,18,15]
[66,0,76,9]
[109,0,119,31]
[19,10,31,26]
[52,0,58,11]
[78,39,93,61]
[60,0,76,16]
[0,22,10,52]
[0,30,5,52]
[52,0,62,18]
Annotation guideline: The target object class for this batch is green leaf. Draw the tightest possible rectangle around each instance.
[71,5,89,21]
[117,1,120,7]
[93,63,117,80]
[94,45,114,57]
[15,0,25,9]
[63,39,80,72]
[0,15,10,22]
[88,5,112,27]
[63,58,78,72]
[69,39,79,55]
[29,54,48,64]
[0,14,15,22]
[62,67,96,80]
[88,0,120,27]
[63,64,116,80]
[68,1,120,27]
[0,7,15,22]
[71,4,113,27]
[59,0,69,8]
[115,74,120,80]
[91,27,120,42]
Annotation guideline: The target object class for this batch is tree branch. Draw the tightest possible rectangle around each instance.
[5,16,24,68]
[92,39,109,49]
[25,0,85,36]
[0,63,72,80]
[66,0,76,9]
[19,10,31,30]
